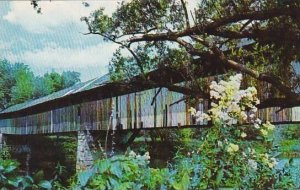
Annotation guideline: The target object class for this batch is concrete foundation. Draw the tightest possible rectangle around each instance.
[0,133,6,149]
[76,131,94,170]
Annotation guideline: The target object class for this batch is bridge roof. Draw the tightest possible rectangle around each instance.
[0,74,110,115]
[0,61,227,118]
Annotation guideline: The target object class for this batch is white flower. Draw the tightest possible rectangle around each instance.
[241,132,247,138]
[144,152,150,160]
[213,83,226,94]
[210,90,221,99]
[254,123,260,129]
[268,158,278,168]
[209,81,218,89]
[196,113,211,122]
[227,103,240,113]
[247,87,257,95]
[260,129,268,136]
[219,111,231,121]
[188,107,197,116]
[217,140,223,147]
[249,113,255,118]
[255,99,260,105]
[261,153,269,164]
[251,107,257,113]
[227,143,239,154]
[248,148,256,155]
[255,118,262,124]
[248,159,258,170]
[211,102,218,107]
[264,121,275,131]
[129,151,136,158]
[240,111,248,120]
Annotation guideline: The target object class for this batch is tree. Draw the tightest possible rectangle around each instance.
[32,76,52,98]
[0,60,15,109]
[43,72,64,93]
[83,0,300,109]
[11,64,34,104]
[32,71,80,99]
[0,59,81,108]
[61,71,81,88]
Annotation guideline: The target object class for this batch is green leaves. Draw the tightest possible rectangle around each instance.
[78,169,93,187]
[38,180,52,189]
[172,172,190,190]
[110,162,122,178]
[0,159,55,189]
[216,169,224,185]
[0,59,80,107]
[76,153,167,190]
[97,159,110,173]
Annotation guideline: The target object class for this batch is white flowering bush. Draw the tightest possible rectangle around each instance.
[75,151,170,189]
[188,74,293,189]
[74,74,294,190]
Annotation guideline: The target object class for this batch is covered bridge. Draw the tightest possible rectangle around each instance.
[0,69,299,135]
[0,68,299,169]
[0,69,195,135]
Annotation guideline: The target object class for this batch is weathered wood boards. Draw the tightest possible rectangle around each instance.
[0,87,299,135]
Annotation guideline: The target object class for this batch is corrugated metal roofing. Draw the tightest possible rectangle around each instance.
[0,74,110,114]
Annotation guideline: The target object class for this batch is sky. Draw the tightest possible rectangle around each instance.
[0,1,123,81]
[0,0,197,82]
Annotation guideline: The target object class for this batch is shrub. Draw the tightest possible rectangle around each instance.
[188,74,294,189]
[74,152,169,190]
[75,74,295,189]
[0,158,53,189]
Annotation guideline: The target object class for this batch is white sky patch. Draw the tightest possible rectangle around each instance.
[6,42,119,80]
[3,0,198,34]
[0,41,12,50]
[3,1,122,33]
[1,0,199,81]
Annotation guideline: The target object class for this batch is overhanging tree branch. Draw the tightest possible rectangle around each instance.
[129,6,300,43]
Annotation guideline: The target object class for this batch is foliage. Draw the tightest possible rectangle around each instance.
[84,0,300,109]
[61,71,81,89]
[0,159,29,189]
[0,59,81,108]
[0,159,53,189]
[73,75,295,189]
[73,151,170,190]
[0,145,11,160]
[282,124,300,139]
[0,61,27,108]
[11,64,35,104]
[188,74,293,189]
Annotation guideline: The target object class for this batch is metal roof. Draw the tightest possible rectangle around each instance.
[0,74,110,114]
[0,65,219,116]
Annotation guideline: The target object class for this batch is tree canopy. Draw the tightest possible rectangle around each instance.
[82,0,300,109]
[0,59,81,109]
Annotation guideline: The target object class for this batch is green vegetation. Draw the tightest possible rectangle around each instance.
[0,74,298,189]
[2,0,300,189]
[0,146,52,189]
[0,59,80,108]
[70,74,295,189]
[84,0,300,110]
[282,125,300,139]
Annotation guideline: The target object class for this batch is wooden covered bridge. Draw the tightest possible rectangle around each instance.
[0,69,196,135]
[0,68,300,169]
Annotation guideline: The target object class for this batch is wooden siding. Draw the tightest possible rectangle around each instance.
[0,87,300,135]
[0,88,187,134]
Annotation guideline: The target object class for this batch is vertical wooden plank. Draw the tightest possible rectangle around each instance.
[167,89,172,127]
[154,88,157,128]
[127,94,132,129]
[134,92,137,129]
